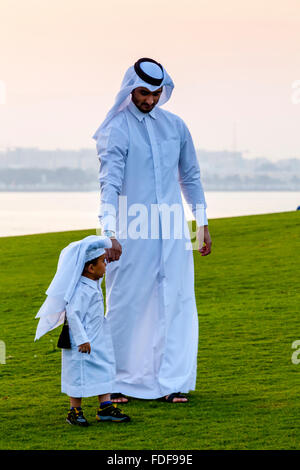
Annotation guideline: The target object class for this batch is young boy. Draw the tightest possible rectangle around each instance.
[35,235,130,426]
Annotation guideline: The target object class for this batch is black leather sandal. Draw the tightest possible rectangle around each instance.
[157,392,188,403]
[110,393,129,403]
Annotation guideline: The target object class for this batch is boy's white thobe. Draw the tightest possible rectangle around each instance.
[96,99,208,399]
[61,276,115,397]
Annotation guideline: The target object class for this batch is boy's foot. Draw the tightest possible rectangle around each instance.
[96,404,130,423]
[66,407,89,426]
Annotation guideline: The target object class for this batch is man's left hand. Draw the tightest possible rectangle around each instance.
[197,226,212,256]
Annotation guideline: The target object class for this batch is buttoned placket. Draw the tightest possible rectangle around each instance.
[143,115,162,210]
[143,114,168,306]
[80,276,103,299]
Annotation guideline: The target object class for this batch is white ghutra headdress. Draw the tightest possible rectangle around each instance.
[34,235,112,340]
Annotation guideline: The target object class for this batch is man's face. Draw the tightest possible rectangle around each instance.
[131,86,163,113]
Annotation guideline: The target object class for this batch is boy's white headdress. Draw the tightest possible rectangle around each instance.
[34,235,112,341]
[92,57,174,140]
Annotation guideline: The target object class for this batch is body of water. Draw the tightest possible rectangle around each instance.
[0,191,299,237]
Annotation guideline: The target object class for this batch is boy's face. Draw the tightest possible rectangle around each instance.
[86,254,107,279]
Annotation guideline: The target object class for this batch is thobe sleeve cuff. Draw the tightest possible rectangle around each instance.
[194,206,208,227]
[99,214,117,234]
[98,202,117,233]
[72,330,89,347]
[67,314,90,346]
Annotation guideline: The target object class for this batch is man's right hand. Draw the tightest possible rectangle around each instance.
[105,238,122,263]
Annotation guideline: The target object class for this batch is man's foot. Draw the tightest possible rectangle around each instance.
[110,392,129,403]
[66,407,89,426]
[96,404,130,423]
[158,392,188,403]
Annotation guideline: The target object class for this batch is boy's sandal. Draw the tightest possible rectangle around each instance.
[157,392,188,403]
[110,393,129,403]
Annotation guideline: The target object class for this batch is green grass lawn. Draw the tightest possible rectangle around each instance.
[0,211,299,450]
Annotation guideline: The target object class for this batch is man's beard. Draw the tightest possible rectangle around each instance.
[138,103,155,113]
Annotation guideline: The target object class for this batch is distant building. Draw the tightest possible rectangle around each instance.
[0,147,98,171]
[0,147,299,190]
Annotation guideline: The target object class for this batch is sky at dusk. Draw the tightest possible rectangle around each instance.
[0,0,300,160]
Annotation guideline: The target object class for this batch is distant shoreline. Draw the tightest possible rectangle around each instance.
[1,191,299,238]
[0,188,300,192]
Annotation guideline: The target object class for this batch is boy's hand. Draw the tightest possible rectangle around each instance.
[78,342,91,354]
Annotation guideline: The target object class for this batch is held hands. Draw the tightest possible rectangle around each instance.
[78,342,91,354]
[105,238,122,263]
[197,226,212,256]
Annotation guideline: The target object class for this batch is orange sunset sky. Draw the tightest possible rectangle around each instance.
[0,0,300,160]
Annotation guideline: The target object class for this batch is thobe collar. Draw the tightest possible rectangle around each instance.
[80,275,101,290]
[127,99,157,121]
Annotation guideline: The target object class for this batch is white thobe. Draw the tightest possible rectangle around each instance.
[61,276,115,397]
[96,99,208,399]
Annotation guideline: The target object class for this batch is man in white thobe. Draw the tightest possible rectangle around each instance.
[93,58,212,403]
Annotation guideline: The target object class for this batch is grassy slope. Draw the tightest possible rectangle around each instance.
[0,211,299,450]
